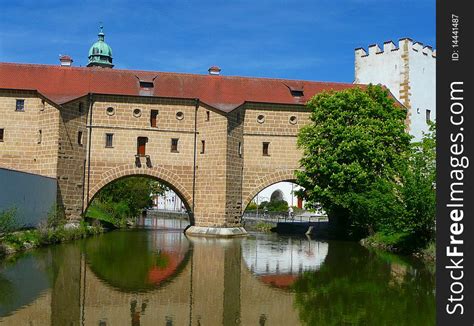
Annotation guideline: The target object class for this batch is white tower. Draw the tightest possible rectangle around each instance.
[355,38,436,141]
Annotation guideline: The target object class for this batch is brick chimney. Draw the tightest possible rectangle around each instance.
[59,55,73,67]
[208,66,221,75]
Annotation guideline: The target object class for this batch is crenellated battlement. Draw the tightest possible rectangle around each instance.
[355,38,436,58]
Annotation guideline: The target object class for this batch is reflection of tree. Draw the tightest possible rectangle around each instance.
[0,273,16,306]
[292,243,435,326]
[85,231,189,292]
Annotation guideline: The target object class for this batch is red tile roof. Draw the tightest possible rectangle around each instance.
[0,62,361,112]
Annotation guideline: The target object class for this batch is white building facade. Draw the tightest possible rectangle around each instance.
[152,190,186,212]
[355,38,436,141]
[253,181,304,209]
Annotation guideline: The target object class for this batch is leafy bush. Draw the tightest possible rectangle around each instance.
[46,204,66,228]
[259,199,289,212]
[246,201,258,211]
[0,207,17,233]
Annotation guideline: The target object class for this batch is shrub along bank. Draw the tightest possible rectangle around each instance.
[0,205,104,258]
[0,222,104,258]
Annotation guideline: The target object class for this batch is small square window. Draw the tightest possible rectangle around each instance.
[105,133,114,148]
[426,109,431,123]
[171,138,179,152]
[78,131,83,146]
[0,128,4,142]
[200,140,205,154]
[16,99,25,111]
[263,142,270,156]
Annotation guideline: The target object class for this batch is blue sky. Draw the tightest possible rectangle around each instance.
[0,0,435,83]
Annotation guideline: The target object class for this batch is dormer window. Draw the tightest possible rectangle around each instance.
[139,81,154,88]
[290,90,304,97]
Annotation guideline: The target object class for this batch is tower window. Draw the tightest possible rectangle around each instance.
[263,142,270,156]
[206,111,210,121]
[105,133,114,148]
[0,128,4,142]
[78,131,83,146]
[426,109,431,123]
[38,130,42,144]
[238,142,242,157]
[15,99,25,111]
[200,140,205,154]
[171,138,179,152]
[79,102,83,113]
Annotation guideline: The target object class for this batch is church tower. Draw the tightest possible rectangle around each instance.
[87,25,114,68]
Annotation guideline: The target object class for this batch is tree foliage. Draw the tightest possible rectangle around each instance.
[258,199,289,212]
[296,84,436,247]
[296,85,411,238]
[89,177,167,226]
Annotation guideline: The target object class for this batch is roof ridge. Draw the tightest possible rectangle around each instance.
[0,61,356,86]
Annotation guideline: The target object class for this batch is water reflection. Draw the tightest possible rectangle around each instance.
[0,229,435,325]
[292,242,436,325]
[241,234,328,289]
[85,230,190,292]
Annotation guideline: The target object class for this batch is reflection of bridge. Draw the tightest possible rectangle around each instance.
[0,233,330,325]
[242,235,328,276]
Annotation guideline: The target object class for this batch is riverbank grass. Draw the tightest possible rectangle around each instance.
[361,232,435,262]
[0,222,104,258]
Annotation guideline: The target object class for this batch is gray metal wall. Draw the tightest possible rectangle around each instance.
[0,168,57,228]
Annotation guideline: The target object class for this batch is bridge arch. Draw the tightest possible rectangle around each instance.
[242,169,300,211]
[86,164,194,223]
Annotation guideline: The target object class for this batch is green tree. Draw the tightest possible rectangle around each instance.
[296,85,411,238]
[89,177,167,226]
[258,199,289,212]
[396,123,436,247]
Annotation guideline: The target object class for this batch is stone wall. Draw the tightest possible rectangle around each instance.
[57,97,89,220]
[241,103,311,210]
[85,95,196,219]
[194,104,228,226]
[0,90,59,178]
[225,106,245,226]
[1,90,313,228]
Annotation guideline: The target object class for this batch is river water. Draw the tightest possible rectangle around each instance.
[0,226,435,325]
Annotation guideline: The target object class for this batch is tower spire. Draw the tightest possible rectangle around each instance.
[87,24,114,68]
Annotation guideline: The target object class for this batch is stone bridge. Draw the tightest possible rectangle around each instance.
[0,63,358,236]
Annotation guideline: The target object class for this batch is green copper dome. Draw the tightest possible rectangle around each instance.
[87,26,114,68]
